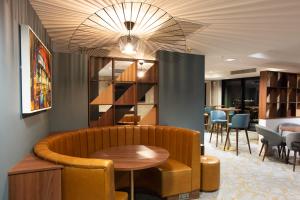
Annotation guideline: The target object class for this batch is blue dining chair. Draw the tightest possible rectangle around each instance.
[224,114,251,156]
[228,108,235,123]
[204,106,215,131]
[210,110,227,147]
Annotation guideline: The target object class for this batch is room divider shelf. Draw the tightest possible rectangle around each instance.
[259,71,300,119]
[88,57,158,127]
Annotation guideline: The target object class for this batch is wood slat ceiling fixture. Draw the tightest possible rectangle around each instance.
[30,0,205,59]
[69,2,204,58]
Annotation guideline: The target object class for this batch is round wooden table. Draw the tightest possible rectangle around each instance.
[89,145,169,200]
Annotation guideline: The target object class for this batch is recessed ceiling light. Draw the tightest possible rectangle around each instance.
[225,58,236,62]
[248,53,269,59]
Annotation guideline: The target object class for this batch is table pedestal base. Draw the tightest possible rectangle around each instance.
[131,170,134,200]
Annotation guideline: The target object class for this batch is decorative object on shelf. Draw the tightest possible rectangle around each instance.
[69,2,206,57]
[137,59,146,78]
[20,25,52,114]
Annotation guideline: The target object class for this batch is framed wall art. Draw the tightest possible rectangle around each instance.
[20,25,52,114]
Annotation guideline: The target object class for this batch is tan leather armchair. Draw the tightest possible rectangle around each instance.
[34,125,201,199]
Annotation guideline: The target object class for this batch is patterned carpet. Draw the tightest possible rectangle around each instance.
[201,130,300,200]
[131,130,300,200]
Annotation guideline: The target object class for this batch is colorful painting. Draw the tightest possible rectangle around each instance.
[21,25,52,114]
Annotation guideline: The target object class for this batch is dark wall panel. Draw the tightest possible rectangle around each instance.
[49,52,89,132]
[0,0,51,199]
[158,50,205,143]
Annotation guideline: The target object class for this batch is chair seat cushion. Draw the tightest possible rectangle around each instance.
[116,191,128,200]
[212,120,227,124]
[135,159,192,197]
[156,159,192,196]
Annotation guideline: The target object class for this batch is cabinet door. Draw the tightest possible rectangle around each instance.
[9,169,61,200]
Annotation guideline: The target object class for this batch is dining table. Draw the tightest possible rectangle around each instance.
[215,107,240,150]
[280,125,300,134]
[216,107,241,127]
[89,145,169,200]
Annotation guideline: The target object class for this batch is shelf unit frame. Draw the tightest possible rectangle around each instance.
[88,56,159,127]
[259,71,300,119]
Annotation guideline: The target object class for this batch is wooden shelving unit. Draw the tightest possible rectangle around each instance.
[259,71,300,119]
[88,57,158,127]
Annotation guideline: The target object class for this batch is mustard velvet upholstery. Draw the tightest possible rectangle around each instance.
[34,125,201,199]
[200,155,220,192]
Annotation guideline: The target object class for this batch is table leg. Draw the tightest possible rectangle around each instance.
[131,170,134,200]
[226,112,231,147]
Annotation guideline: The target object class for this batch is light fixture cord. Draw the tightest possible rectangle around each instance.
[129,23,131,37]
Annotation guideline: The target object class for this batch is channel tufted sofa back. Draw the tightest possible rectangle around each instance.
[34,125,201,199]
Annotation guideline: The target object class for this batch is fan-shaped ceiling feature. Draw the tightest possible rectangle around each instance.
[69,2,203,56]
[30,0,300,79]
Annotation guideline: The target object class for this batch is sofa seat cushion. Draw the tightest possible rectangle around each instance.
[116,191,128,200]
[134,159,192,197]
[158,159,192,196]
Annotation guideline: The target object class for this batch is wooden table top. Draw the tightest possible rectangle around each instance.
[216,107,241,112]
[89,145,169,171]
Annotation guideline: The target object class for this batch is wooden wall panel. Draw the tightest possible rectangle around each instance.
[259,72,267,119]
[98,106,114,126]
[115,85,136,105]
[138,63,157,83]
[90,84,113,105]
[116,63,136,82]
[139,107,157,125]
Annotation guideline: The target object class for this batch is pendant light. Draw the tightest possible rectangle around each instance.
[137,60,145,78]
[119,21,140,55]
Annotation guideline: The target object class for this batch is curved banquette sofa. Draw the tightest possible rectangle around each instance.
[34,125,201,200]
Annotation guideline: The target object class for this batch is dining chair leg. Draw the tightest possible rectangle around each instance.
[259,142,265,156]
[263,142,268,161]
[245,129,251,154]
[209,124,214,143]
[221,124,223,143]
[286,149,290,164]
[216,124,219,147]
[277,145,281,158]
[293,151,297,172]
[282,145,286,159]
[236,128,239,156]
[224,128,231,151]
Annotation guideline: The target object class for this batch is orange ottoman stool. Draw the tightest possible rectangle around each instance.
[200,155,220,192]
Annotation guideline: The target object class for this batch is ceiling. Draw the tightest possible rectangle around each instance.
[30,0,300,80]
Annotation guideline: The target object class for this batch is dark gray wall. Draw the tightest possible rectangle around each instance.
[49,52,89,132]
[0,0,51,199]
[158,51,205,143]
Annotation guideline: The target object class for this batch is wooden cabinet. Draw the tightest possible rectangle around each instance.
[88,57,158,127]
[259,71,300,119]
[8,154,63,200]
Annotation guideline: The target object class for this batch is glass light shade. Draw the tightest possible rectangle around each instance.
[119,35,139,55]
[137,70,145,78]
